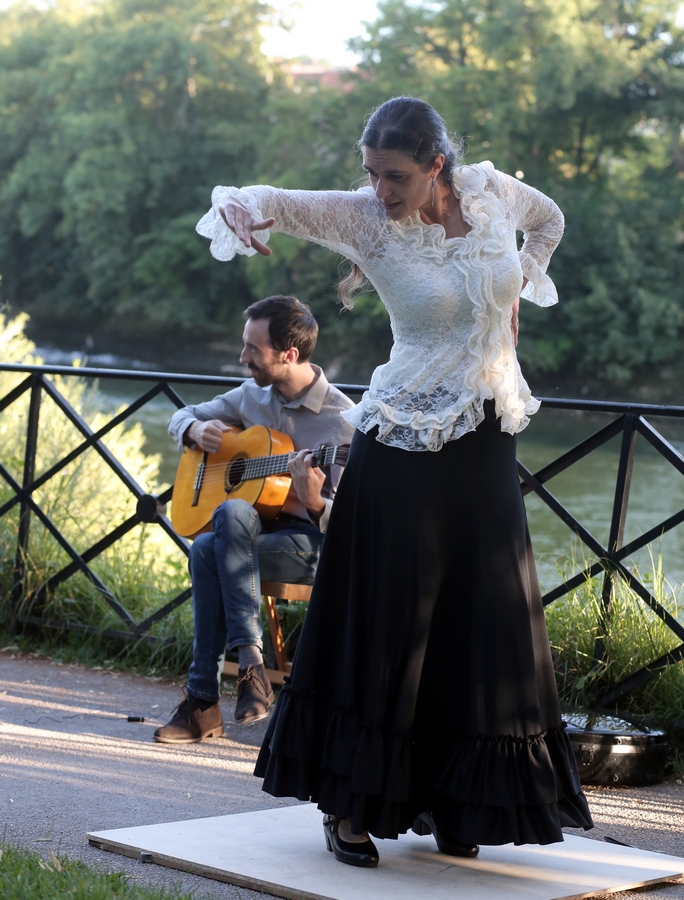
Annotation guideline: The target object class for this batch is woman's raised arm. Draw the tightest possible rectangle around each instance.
[196,185,380,265]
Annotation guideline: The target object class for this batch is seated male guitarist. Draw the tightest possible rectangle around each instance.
[155,295,355,740]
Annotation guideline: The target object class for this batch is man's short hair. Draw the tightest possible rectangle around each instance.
[244,295,318,362]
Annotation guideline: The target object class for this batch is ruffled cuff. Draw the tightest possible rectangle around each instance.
[519,251,559,307]
[195,186,271,261]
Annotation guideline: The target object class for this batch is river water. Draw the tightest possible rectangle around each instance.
[36,345,684,595]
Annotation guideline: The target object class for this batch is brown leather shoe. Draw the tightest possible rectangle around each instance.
[153,690,223,743]
[235,664,274,724]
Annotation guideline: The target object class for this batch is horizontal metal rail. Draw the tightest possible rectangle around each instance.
[0,362,682,707]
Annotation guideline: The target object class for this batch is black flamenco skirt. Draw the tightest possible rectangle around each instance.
[255,402,593,844]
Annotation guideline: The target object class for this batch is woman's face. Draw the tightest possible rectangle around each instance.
[362,147,444,220]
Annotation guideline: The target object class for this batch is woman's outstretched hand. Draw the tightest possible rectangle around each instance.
[218,198,275,257]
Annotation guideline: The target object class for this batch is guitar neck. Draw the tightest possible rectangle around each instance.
[236,444,348,482]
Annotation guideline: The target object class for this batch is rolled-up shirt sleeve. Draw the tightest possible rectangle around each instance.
[168,390,245,451]
[314,459,348,533]
[315,498,333,533]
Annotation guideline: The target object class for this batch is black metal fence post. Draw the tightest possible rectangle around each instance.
[10,373,42,634]
[593,413,638,667]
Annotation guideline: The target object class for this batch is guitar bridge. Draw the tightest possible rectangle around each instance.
[191,453,208,507]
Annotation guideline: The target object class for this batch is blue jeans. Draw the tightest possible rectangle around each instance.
[187,499,323,702]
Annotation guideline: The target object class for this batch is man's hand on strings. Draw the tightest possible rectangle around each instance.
[289,450,326,522]
[186,419,233,454]
[219,198,275,257]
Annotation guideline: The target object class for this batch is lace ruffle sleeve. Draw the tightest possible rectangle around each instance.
[196,185,381,265]
[518,250,559,308]
[195,186,271,260]
[486,165,564,307]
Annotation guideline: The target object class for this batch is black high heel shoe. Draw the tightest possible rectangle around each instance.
[323,815,379,868]
[412,811,479,858]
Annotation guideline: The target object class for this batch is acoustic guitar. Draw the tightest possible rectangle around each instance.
[170,424,349,539]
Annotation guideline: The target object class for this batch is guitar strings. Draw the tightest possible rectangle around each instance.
[194,452,348,471]
[189,448,349,487]
[194,461,348,485]
[196,449,348,470]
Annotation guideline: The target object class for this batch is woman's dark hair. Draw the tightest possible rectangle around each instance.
[359,96,460,186]
[244,294,318,362]
[338,97,462,308]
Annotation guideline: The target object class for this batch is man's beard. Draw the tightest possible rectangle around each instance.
[248,365,276,387]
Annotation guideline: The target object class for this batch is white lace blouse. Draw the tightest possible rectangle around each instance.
[196,161,563,451]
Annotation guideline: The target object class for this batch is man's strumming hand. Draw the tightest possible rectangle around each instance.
[186,419,232,454]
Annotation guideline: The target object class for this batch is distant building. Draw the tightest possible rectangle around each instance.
[274,59,357,92]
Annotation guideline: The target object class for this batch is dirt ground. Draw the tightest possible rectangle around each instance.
[1,648,683,900]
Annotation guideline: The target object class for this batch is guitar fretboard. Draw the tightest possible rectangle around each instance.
[195,444,349,492]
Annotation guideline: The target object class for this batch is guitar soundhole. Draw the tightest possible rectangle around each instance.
[225,454,248,492]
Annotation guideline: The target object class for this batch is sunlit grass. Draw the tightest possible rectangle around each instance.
[0,312,194,676]
[545,546,684,726]
[0,843,198,900]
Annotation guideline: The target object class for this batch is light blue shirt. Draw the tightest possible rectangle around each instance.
[168,366,355,531]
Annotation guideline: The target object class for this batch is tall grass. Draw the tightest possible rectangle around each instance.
[545,548,684,725]
[0,313,301,676]
[0,312,194,675]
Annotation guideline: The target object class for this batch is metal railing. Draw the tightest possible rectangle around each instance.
[0,363,366,646]
[517,397,684,706]
[1,362,683,706]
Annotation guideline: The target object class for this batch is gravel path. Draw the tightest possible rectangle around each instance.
[1,648,683,900]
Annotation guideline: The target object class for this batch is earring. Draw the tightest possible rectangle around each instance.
[431,178,435,208]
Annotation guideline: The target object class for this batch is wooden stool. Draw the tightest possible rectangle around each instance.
[222,582,313,686]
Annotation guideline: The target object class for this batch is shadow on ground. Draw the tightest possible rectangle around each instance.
[1,649,683,900]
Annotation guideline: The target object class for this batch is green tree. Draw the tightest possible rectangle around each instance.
[345,0,684,391]
[352,0,684,179]
[0,0,268,329]
[3,0,684,393]
[242,79,393,378]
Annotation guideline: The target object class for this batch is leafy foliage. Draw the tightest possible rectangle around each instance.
[0,0,266,328]
[351,0,684,393]
[1,0,684,390]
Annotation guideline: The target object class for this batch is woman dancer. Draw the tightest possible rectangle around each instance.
[196,96,592,868]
